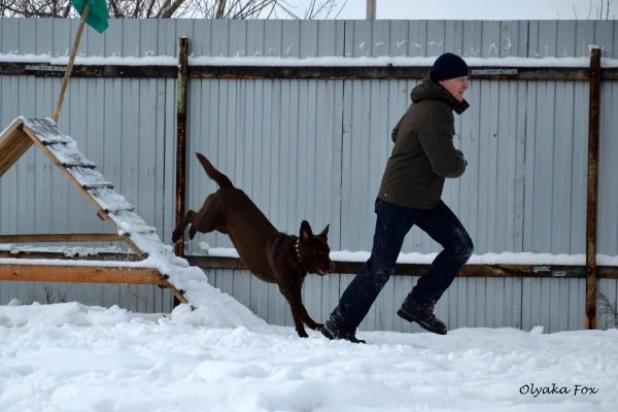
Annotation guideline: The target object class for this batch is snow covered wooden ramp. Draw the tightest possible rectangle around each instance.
[0,117,210,306]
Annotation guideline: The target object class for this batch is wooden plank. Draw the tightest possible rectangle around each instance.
[0,250,141,261]
[0,132,33,176]
[0,117,25,149]
[0,263,188,304]
[88,187,135,213]
[81,182,114,190]
[106,210,157,235]
[21,118,73,144]
[0,120,33,177]
[45,143,97,168]
[158,275,189,305]
[66,166,113,190]
[0,264,168,285]
[0,233,125,243]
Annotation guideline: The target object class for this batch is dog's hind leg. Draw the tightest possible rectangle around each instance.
[172,210,196,243]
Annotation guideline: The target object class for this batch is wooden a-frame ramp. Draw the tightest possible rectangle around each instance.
[0,117,208,306]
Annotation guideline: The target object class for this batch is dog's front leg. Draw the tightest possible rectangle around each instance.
[172,210,196,243]
[296,303,324,332]
[278,284,310,338]
[278,283,324,337]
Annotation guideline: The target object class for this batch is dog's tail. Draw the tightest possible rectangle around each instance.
[196,152,234,189]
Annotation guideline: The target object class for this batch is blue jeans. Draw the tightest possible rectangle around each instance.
[329,198,474,331]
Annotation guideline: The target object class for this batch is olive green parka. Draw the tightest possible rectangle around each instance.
[377,75,469,209]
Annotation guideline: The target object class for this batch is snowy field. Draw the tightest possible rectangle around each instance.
[0,300,616,412]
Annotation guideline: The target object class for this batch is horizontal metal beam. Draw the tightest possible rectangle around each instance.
[187,256,618,279]
[2,252,616,279]
[0,264,168,285]
[1,63,618,81]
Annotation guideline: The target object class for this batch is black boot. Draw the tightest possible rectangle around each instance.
[397,305,448,335]
[321,320,366,344]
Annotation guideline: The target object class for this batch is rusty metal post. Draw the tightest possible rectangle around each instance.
[585,47,601,330]
[173,37,189,308]
[175,36,189,261]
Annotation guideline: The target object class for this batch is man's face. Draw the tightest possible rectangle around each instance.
[439,76,469,102]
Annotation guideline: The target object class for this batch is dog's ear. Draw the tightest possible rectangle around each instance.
[318,224,330,239]
[300,220,313,242]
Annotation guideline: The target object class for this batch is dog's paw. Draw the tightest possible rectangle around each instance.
[297,329,309,338]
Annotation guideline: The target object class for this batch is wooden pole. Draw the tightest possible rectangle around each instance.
[52,4,90,123]
[366,0,376,19]
[585,47,601,330]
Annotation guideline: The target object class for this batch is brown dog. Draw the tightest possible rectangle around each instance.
[172,152,334,338]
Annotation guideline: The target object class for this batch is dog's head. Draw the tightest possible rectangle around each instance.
[296,220,334,276]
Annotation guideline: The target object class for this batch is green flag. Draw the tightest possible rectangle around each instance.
[71,0,109,33]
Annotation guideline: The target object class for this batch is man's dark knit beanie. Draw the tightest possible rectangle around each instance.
[431,52,469,82]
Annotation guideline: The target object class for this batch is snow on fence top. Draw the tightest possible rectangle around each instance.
[1,53,618,68]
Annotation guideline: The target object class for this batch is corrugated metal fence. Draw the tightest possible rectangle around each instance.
[0,19,617,332]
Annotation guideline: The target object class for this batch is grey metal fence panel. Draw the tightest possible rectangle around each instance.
[0,281,173,313]
[184,78,343,254]
[454,80,528,254]
[339,20,529,58]
[1,19,617,332]
[340,79,412,252]
[521,277,586,333]
[598,82,618,256]
[522,81,590,254]
[0,18,615,58]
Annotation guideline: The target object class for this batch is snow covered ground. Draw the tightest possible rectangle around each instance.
[0,300,616,412]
